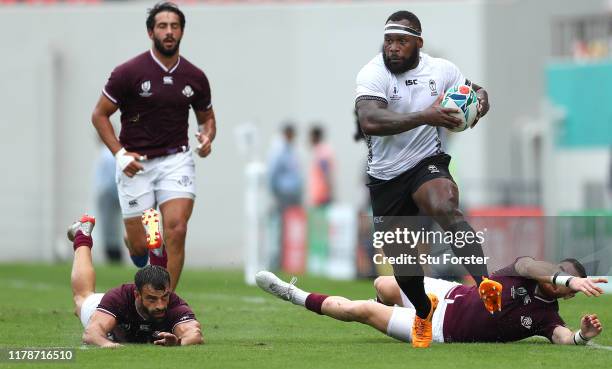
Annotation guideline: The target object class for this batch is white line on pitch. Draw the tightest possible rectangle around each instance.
[588,343,612,351]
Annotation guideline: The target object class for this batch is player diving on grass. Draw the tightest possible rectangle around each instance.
[68,215,203,347]
[355,10,499,347]
[256,257,606,345]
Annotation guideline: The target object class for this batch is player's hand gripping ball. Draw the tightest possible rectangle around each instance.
[440,85,479,132]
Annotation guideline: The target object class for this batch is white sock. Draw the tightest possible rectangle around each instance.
[291,288,310,307]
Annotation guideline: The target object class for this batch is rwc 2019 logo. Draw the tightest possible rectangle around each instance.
[139,81,152,97]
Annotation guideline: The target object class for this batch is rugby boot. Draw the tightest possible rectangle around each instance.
[142,208,163,249]
[479,277,503,314]
[67,214,96,241]
[411,293,438,348]
[255,271,299,302]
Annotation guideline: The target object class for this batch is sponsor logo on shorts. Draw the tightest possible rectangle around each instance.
[182,85,194,98]
[178,175,192,187]
[428,165,439,174]
[128,199,139,208]
[139,324,151,332]
[520,315,532,329]
[139,81,152,97]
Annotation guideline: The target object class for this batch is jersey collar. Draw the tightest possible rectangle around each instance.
[534,286,556,303]
[149,49,181,74]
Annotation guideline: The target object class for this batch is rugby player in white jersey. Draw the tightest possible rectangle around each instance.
[355,10,497,347]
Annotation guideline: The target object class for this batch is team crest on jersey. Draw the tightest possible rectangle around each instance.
[182,85,194,98]
[429,79,438,96]
[511,286,531,305]
[140,81,152,97]
[520,316,532,329]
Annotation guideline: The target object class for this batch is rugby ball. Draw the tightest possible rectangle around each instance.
[440,85,479,132]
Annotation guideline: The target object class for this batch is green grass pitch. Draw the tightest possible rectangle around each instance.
[0,263,610,369]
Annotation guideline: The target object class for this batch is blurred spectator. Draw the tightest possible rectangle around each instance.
[267,123,303,269]
[268,123,303,211]
[307,125,335,207]
[94,144,123,263]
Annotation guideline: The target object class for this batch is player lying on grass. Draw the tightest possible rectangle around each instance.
[256,257,606,345]
[68,215,203,347]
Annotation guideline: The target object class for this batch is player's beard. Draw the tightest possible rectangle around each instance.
[382,44,420,75]
[154,36,181,57]
[137,301,167,322]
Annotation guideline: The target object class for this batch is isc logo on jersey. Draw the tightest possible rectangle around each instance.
[441,85,478,132]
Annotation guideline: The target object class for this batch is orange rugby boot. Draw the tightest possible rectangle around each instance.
[479,277,502,314]
[411,293,439,348]
[142,208,162,250]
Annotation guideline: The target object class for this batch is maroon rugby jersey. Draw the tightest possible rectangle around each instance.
[96,284,196,343]
[442,260,565,343]
[103,50,212,157]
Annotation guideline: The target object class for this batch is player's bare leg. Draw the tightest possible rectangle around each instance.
[123,216,149,267]
[321,297,393,334]
[159,198,194,291]
[413,177,502,313]
[255,271,393,335]
[374,276,404,306]
[68,215,96,318]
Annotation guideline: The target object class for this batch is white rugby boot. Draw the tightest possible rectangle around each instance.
[67,214,96,241]
[255,271,299,302]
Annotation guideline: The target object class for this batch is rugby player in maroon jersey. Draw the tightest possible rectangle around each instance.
[68,215,203,347]
[91,2,216,291]
[256,257,606,346]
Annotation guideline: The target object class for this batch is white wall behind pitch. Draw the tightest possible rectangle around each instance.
[0,1,538,266]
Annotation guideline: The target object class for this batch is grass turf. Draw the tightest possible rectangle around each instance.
[0,263,610,369]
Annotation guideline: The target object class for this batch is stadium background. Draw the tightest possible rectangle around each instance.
[2,0,610,268]
[1,0,612,366]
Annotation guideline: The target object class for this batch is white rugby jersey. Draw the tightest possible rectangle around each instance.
[355,52,466,180]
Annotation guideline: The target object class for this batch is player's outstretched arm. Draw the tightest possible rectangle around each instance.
[171,320,204,346]
[82,311,121,348]
[356,97,462,136]
[515,257,607,296]
[194,109,216,158]
[552,314,603,345]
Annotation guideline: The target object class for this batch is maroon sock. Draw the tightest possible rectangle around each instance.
[305,293,329,315]
[73,230,93,251]
[149,247,168,269]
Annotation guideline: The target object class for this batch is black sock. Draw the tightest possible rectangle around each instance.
[448,221,488,285]
[395,275,431,319]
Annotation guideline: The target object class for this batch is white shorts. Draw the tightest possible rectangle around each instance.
[116,151,196,218]
[80,293,105,328]
[386,277,460,343]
